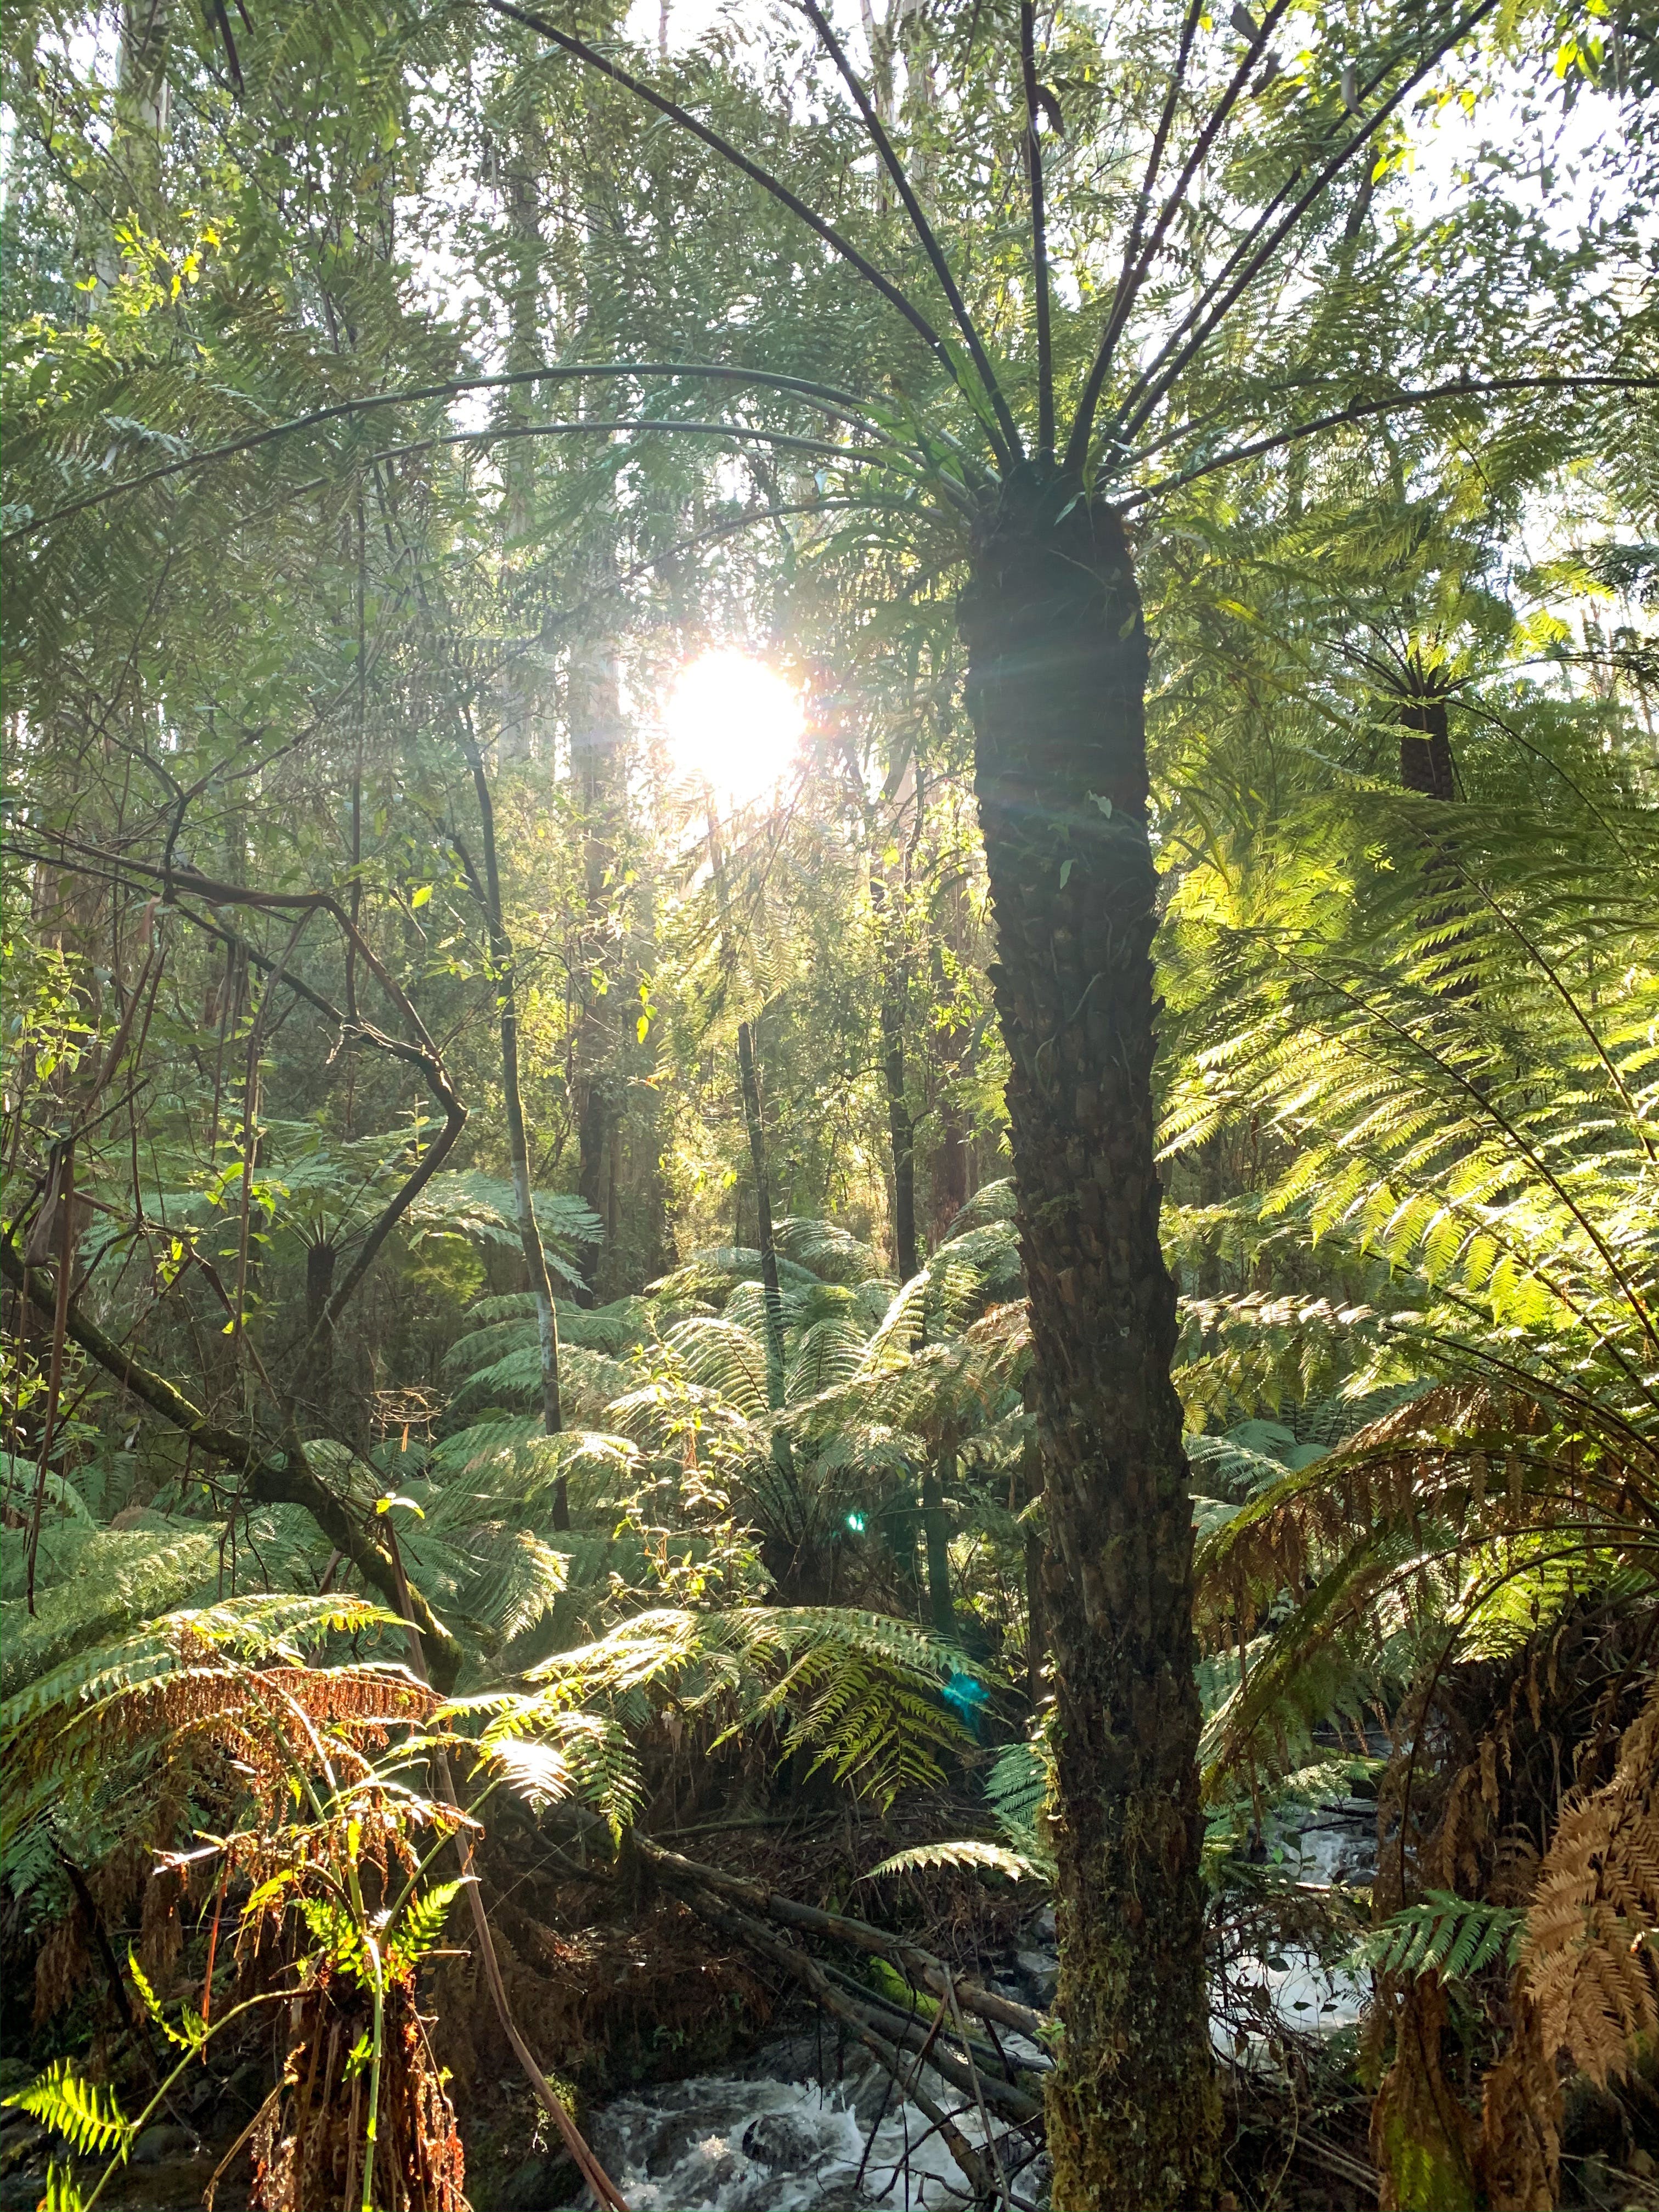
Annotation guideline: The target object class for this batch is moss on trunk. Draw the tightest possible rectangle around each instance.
[960,461,1218,2210]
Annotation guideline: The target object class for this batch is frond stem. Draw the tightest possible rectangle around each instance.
[1019,1,1054,456]
[1063,0,1285,474]
[1117,0,1504,442]
[477,0,983,436]
[793,0,1022,464]
[365,416,910,477]
[1120,375,1659,507]
[0,362,896,545]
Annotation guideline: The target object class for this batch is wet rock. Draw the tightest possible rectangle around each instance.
[1015,1948,1059,2002]
[499,2149,581,2209]
[742,2110,827,2172]
[132,2122,195,2164]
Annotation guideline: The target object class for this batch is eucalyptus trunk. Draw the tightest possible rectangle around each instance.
[960,464,1217,2210]
[735,1019,787,1408]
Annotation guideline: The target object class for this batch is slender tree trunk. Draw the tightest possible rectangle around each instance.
[857,750,921,1280]
[736,1019,786,1410]
[920,1449,955,1638]
[1020,1375,1048,1709]
[569,633,624,1296]
[498,111,548,766]
[459,732,567,1521]
[303,1239,337,1424]
[928,872,974,1242]
[111,2,170,211]
[24,1139,74,1615]
[960,462,1217,2210]
[882,985,918,1283]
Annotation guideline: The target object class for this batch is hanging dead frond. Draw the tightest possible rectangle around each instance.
[1521,1673,1659,2088]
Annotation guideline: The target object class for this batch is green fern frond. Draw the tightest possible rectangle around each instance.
[387,1878,467,1972]
[3,2060,132,2160]
[1,1530,221,1699]
[865,1838,1040,1881]
[1360,1890,1523,1981]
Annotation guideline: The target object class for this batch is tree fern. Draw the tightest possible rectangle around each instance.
[460,1602,969,1813]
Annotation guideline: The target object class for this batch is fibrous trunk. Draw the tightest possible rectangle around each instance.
[960,462,1217,2210]
[1399,695,1454,800]
[252,1973,465,2212]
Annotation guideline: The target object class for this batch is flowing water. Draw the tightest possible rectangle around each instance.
[588,2052,1030,2212]
[579,1797,1379,2210]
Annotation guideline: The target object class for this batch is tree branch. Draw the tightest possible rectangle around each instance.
[0,1237,462,1686]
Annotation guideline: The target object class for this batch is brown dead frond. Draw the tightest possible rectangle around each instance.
[1522,1673,1659,2087]
[252,1970,467,2212]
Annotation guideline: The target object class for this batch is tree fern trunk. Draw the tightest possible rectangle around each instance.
[1400,696,1455,799]
[960,462,1217,2210]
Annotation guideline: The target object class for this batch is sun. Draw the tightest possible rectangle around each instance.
[663,649,804,809]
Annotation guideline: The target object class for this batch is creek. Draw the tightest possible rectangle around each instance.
[574,1796,1377,2211]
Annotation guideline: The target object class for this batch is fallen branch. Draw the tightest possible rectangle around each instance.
[671,1881,1043,2126]
[634,1836,1050,2041]
[682,1884,1002,2200]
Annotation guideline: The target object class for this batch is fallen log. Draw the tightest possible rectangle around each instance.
[679,1884,1043,2126]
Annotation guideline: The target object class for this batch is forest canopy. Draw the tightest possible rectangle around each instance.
[1,0,1655,2207]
